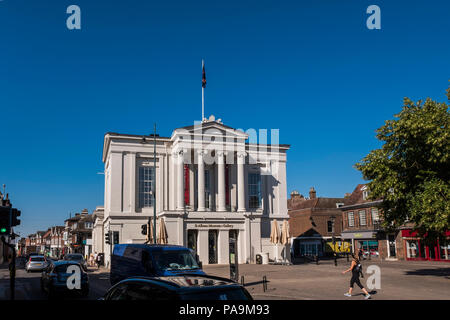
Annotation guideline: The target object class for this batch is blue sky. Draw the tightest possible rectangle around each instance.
[0,0,449,236]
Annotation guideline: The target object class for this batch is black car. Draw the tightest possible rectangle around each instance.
[101,274,253,300]
[41,261,89,298]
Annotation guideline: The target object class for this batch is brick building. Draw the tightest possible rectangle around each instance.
[288,187,349,259]
[35,231,46,255]
[50,226,65,258]
[64,209,94,257]
[339,184,397,260]
[25,233,37,255]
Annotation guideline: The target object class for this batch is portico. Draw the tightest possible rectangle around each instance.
[100,116,290,267]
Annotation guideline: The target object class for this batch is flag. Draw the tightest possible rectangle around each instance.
[202,61,206,88]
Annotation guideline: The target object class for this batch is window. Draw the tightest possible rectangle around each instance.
[362,190,369,200]
[327,221,334,233]
[184,165,189,205]
[348,212,355,227]
[406,240,419,259]
[371,208,379,223]
[124,283,173,300]
[359,210,367,226]
[139,167,154,208]
[248,173,261,209]
[85,222,93,229]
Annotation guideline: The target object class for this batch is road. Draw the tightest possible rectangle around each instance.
[1,257,449,300]
[0,259,111,300]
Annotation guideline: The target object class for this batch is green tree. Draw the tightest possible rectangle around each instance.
[355,85,450,238]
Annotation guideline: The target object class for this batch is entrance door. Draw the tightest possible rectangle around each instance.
[208,230,218,264]
[428,245,436,260]
[187,230,198,254]
[388,235,397,257]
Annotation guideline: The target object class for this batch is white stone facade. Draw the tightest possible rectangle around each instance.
[98,118,290,267]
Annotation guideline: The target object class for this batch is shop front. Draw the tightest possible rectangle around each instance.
[340,231,381,257]
[291,230,324,258]
[402,229,450,262]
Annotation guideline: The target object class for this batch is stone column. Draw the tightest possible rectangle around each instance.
[217,151,226,212]
[197,150,206,211]
[129,152,136,213]
[176,150,184,210]
[218,230,229,264]
[237,152,246,212]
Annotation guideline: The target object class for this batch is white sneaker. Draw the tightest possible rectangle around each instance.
[344,293,352,297]
[365,294,371,299]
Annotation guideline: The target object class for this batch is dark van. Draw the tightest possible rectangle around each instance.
[110,244,205,285]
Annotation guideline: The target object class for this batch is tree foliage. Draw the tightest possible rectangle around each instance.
[355,85,450,236]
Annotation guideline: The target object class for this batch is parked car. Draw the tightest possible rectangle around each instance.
[63,253,88,271]
[101,275,253,300]
[110,244,205,285]
[370,249,379,257]
[25,255,48,272]
[41,261,89,298]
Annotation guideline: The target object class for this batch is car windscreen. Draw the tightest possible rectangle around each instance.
[30,257,45,262]
[152,250,199,271]
[180,288,252,300]
[54,264,80,273]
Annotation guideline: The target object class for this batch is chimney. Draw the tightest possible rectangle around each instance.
[344,193,352,198]
[309,187,316,199]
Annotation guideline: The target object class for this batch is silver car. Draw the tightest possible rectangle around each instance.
[26,255,48,272]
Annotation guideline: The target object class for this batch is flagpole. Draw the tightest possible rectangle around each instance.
[202,59,205,121]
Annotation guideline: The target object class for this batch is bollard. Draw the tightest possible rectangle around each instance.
[315,255,319,265]
[241,276,245,286]
[334,255,338,266]
[262,275,267,292]
[346,253,349,262]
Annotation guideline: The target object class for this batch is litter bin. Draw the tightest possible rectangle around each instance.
[256,254,262,264]
[262,252,269,265]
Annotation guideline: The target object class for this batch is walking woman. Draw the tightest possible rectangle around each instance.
[342,253,371,299]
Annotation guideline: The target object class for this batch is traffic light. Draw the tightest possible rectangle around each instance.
[141,224,147,235]
[105,231,111,245]
[113,231,119,244]
[0,206,11,235]
[11,208,20,227]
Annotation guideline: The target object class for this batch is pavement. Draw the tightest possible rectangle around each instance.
[1,257,449,300]
[202,258,450,300]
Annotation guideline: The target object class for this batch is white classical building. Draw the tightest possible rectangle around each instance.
[98,116,290,267]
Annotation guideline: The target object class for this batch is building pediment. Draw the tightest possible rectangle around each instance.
[172,119,248,142]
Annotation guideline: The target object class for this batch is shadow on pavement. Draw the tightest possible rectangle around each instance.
[404,268,450,278]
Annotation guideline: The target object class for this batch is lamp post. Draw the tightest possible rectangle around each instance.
[331,215,337,266]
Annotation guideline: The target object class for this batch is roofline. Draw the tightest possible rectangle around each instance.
[340,199,383,210]
[103,132,171,163]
